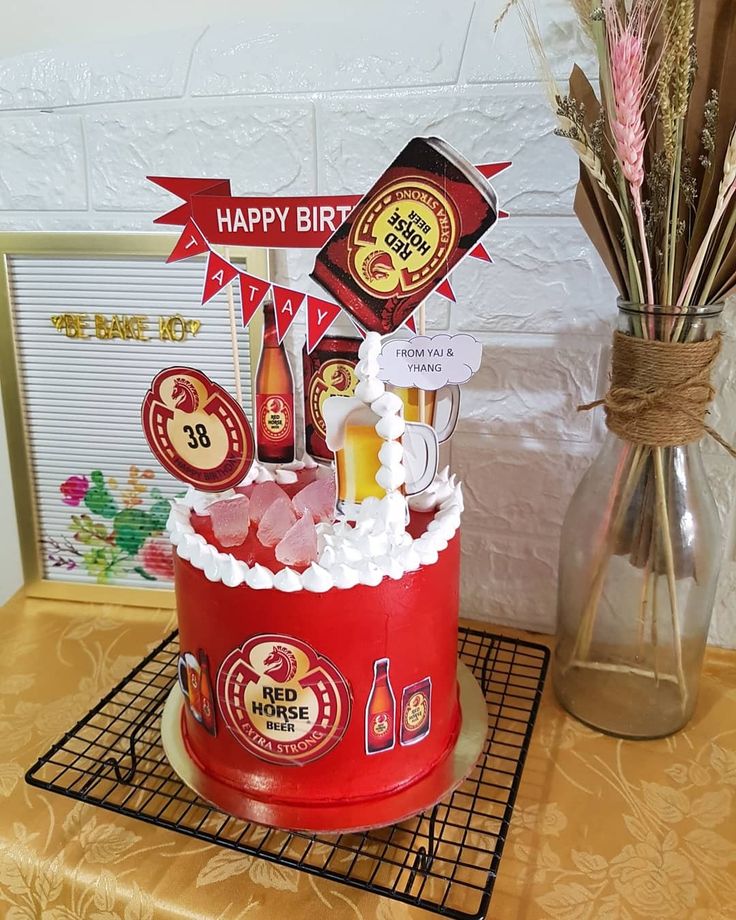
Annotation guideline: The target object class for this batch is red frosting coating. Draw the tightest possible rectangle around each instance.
[175,530,461,808]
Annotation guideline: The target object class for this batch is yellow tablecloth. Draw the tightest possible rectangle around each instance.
[1,593,735,919]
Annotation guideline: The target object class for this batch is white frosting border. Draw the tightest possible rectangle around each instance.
[167,472,463,593]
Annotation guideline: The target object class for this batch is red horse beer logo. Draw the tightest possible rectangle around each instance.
[142,366,255,492]
[348,178,459,299]
[258,394,292,442]
[217,634,351,765]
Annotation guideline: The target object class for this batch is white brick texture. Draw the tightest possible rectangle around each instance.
[0,114,86,209]
[87,101,316,211]
[462,0,597,83]
[0,30,198,110]
[190,0,474,96]
[318,88,578,215]
[0,3,735,649]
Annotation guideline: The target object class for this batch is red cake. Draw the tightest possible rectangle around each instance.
[164,333,479,832]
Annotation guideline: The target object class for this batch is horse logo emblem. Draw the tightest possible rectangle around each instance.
[217,634,352,766]
[141,366,255,492]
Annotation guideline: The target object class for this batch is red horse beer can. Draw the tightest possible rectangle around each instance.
[302,335,361,461]
[400,676,431,746]
[310,136,498,334]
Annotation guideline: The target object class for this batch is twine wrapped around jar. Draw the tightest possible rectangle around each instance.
[579,330,736,458]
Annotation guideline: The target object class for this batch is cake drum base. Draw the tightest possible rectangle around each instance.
[161,662,488,834]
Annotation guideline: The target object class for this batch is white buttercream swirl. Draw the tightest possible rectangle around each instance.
[408,466,456,513]
[273,568,302,592]
[275,469,299,485]
[167,478,463,592]
[246,563,275,590]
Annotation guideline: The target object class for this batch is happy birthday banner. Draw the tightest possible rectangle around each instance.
[148,160,511,352]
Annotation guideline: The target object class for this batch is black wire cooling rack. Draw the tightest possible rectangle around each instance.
[26,627,548,920]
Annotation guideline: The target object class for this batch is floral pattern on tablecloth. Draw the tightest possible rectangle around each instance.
[0,599,734,919]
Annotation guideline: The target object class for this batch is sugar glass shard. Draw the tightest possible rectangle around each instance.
[257,495,297,548]
[209,496,250,547]
[275,513,319,567]
[292,477,336,523]
[249,481,288,524]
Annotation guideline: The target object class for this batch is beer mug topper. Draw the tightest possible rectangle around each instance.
[142,366,255,492]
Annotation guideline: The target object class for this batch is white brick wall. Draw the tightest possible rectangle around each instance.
[1,0,735,647]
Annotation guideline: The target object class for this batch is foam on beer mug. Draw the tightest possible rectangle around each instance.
[249,480,288,524]
[275,512,319,567]
[257,494,297,547]
[292,477,336,522]
[209,495,250,547]
[322,395,365,452]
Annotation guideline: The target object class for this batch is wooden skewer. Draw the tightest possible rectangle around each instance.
[223,246,243,407]
[418,302,426,424]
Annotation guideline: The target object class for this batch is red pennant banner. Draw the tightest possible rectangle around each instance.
[148,176,231,227]
[305,296,342,353]
[469,242,493,263]
[191,195,359,249]
[167,218,210,263]
[202,251,239,305]
[475,161,513,180]
[272,285,305,343]
[239,273,271,326]
[405,314,417,333]
[435,278,456,302]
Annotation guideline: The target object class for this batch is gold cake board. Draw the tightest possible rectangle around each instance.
[161,662,488,834]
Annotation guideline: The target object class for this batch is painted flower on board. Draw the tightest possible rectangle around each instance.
[60,475,90,506]
[139,538,174,580]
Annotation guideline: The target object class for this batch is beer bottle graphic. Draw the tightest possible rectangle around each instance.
[365,658,396,754]
[255,300,295,463]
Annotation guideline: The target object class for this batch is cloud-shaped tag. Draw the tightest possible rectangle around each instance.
[378,333,483,391]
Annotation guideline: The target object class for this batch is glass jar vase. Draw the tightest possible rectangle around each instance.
[554,302,723,738]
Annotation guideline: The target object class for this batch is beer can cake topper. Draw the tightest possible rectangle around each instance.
[142,366,255,492]
[310,137,499,335]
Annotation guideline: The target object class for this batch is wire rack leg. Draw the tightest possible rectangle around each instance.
[403,803,439,893]
[79,683,171,794]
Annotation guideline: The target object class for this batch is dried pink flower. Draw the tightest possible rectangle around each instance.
[604,0,660,306]
[609,32,647,189]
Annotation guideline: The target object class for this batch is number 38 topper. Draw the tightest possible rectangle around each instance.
[142,367,255,492]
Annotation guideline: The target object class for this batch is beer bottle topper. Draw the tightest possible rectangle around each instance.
[142,366,254,492]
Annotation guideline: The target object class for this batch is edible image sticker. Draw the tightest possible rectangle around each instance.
[217,635,351,766]
[178,649,216,735]
[142,366,254,492]
[400,677,432,747]
[365,657,396,755]
[198,650,217,737]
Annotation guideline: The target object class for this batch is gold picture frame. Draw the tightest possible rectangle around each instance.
[0,232,267,608]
